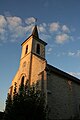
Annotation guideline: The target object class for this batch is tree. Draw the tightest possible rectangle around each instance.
[0,112,4,120]
[3,93,12,120]
[3,81,49,120]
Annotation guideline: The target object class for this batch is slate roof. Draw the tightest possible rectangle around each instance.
[47,64,80,84]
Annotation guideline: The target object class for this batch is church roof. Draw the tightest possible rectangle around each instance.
[47,64,80,84]
[21,25,47,46]
[32,25,39,38]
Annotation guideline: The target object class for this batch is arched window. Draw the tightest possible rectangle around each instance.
[21,76,24,85]
[36,44,40,54]
[25,45,28,54]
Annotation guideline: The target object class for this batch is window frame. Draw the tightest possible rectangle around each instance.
[36,44,40,55]
[25,45,28,54]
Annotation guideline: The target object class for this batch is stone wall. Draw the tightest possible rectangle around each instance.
[47,72,80,119]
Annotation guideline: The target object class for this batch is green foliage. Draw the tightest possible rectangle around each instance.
[3,81,48,120]
[3,93,12,120]
[5,93,12,112]
[0,112,4,120]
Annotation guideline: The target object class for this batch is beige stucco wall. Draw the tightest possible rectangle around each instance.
[31,54,46,83]
[32,39,45,58]
[21,36,33,59]
[10,52,31,94]
[47,72,80,119]
[9,35,47,96]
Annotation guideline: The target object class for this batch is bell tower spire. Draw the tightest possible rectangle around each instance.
[9,20,47,96]
[32,18,39,38]
[32,25,39,38]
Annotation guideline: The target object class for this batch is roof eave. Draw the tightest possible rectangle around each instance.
[47,64,80,84]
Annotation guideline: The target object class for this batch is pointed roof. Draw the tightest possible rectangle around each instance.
[32,25,39,38]
[21,25,47,46]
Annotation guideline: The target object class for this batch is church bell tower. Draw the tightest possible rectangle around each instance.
[9,25,47,96]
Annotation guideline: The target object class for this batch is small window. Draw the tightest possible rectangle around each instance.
[36,44,40,54]
[21,76,24,85]
[25,45,28,54]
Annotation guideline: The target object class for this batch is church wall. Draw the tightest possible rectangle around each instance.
[20,53,31,78]
[30,54,46,85]
[10,52,32,95]
[47,72,80,119]
[32,39,45,58]
[10,36,34,94]
[9,71,19,96]
[21,36,32,59]
[9,35,47,95]
[72,82,80,114]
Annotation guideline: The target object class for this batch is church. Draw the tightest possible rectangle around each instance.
[9,25,80,119]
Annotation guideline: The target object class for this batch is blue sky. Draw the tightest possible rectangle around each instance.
[0,0,80,111]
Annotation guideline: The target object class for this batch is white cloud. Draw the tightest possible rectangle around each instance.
[0,29,7,43]
[0,28,5,34]
[6,16,22,30]
[25,17,35,25]
[48,22,72,44]
[0,16,34,43]
[68,52,75,56]
[0,15,7,42]
[38,25,46,33]
[68,50,80,57]
[6,16,24,42]
[47,47,53,54]
[0,15,73,45]
[76,50,80,57]
[25,24,34,33]
[42,23,47,27]
[69,72,80,78]
[62,25,70,33]
[49,22,60,32]
[55,33,69,44]
[0,15,7,28]
[48,47,52,52]
[40,34,51,43]
[10,25,34,42]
